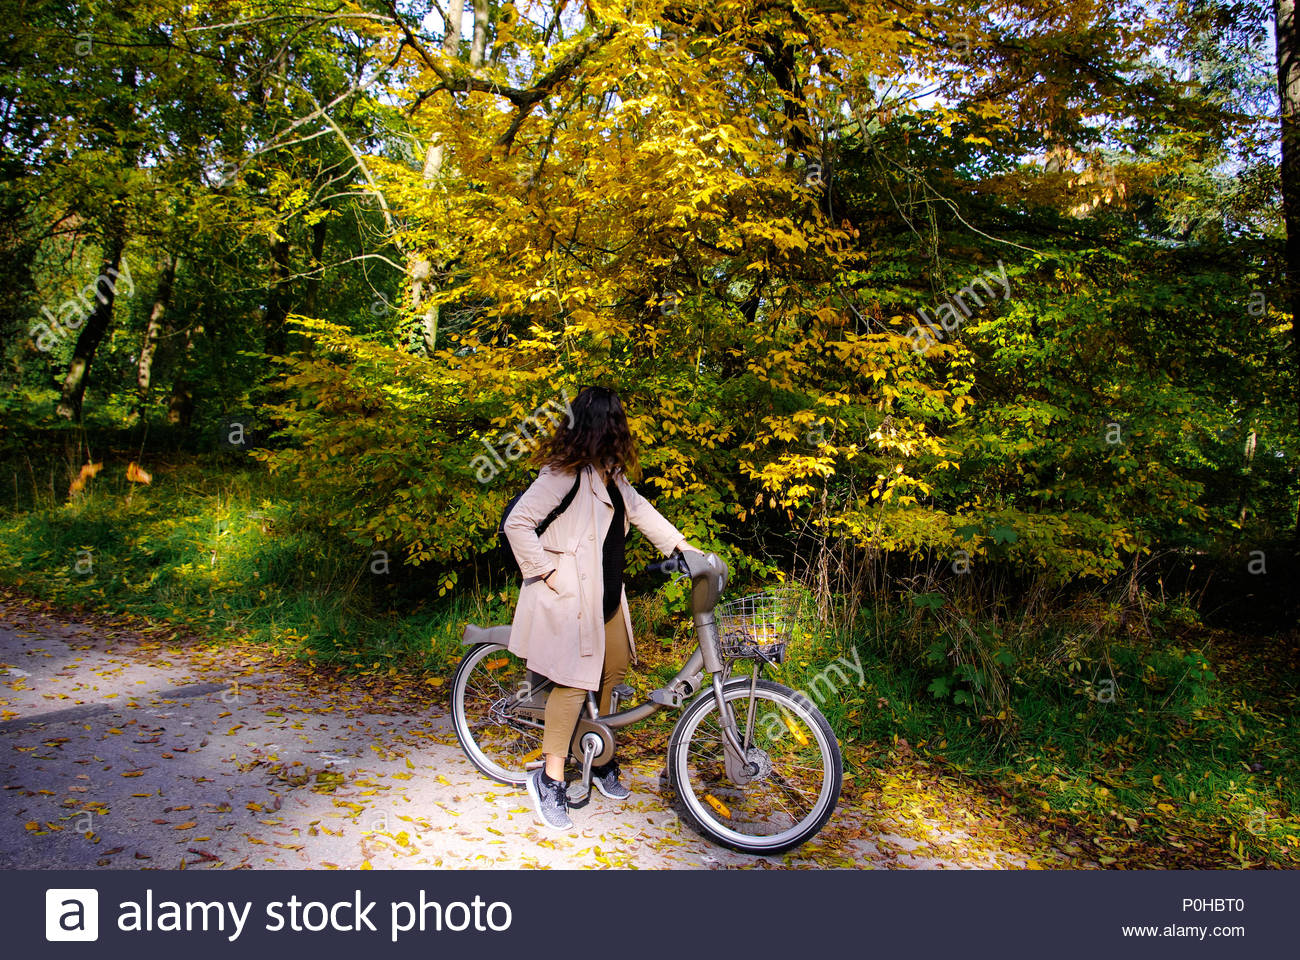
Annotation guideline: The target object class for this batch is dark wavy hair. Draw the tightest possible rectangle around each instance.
[536,385,640,480]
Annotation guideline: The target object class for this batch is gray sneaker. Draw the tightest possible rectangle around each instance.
[591,759,631,801]
[525,769,573,831]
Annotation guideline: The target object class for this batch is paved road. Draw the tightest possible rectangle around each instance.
[0,596,1049,870]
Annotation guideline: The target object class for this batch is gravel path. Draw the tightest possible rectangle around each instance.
[0,594,1059,870]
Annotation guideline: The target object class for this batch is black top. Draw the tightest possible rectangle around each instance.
[602,479,626,622]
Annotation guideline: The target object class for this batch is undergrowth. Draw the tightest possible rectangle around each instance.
[1,455,1296,867]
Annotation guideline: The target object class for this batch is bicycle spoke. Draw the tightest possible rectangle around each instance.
[454,645,544,784]
[676,685,835,843]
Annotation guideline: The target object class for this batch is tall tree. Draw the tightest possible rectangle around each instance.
[53,39,141,421]
[265,0,1258,579]
[55,207,129,419]
[1276,0,1300,538]
[135,249,177,417]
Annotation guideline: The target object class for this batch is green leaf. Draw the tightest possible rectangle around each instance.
[911,591,946,611]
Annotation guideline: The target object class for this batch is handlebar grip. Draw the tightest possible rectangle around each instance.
[642,551,687,578]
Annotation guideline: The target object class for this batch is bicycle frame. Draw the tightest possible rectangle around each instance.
[461,550,762,793]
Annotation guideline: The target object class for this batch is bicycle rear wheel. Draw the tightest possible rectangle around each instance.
[667,677,841,855]
[451,642,543,786]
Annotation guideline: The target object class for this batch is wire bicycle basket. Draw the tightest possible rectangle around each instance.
[714,588,801,663]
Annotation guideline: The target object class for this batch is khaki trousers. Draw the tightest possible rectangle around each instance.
[541,611,630,761]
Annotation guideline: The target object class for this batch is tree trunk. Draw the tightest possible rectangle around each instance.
[409,1,470,355]
[135,249,177,418]
[167,321,203,430]
[303,219,327,319]
[1277,0,1300,541]
[262,237,292,355]
[1235,429,1259,530]
[471,0,488,66]
[421,0,464,180]
[55,58,140,421]
[414,258,440,355]
[55,212,129,420]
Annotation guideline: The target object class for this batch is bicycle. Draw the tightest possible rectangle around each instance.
[451,548,843,854]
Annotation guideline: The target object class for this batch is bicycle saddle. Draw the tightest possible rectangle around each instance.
[461,623,512,645]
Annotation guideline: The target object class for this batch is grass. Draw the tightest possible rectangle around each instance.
[772,622,1300,868]
[0,456,505,671]
[2,452,1297,867]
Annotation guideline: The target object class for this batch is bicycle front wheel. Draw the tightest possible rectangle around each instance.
[667,677,841,855]
[451,642,543,786]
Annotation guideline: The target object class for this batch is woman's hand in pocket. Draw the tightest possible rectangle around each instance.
[542,568,560,593]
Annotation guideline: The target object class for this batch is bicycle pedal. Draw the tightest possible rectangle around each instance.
[610,682,635,713]
[565,782,591,807]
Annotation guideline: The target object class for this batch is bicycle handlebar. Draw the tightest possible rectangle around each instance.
[642,551,688,578]
[639,547,730,670]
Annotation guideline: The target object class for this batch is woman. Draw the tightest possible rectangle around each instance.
[503,385,696,831]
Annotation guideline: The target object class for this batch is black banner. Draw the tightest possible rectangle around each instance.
[4,869,1288,958]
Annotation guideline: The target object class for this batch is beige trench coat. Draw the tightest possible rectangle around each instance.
[503,463,689,690]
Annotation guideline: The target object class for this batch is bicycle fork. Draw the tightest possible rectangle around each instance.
[695,606,762,785]
[711,669,763,785]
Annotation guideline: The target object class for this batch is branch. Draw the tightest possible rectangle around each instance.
[242,44,406,164]
[293,85,398,242]
[402,18,620,152]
